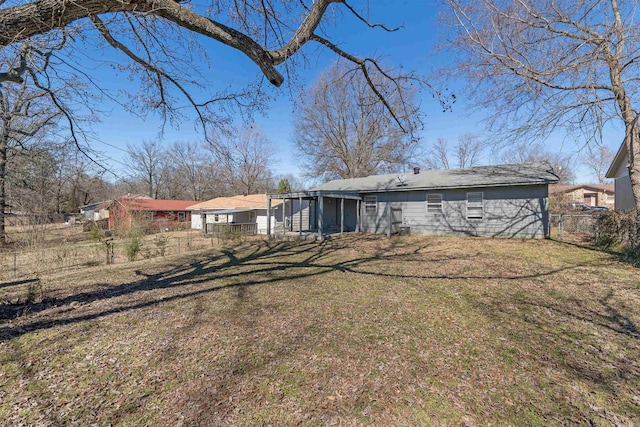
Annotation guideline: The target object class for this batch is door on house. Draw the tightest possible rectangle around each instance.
[584,194,596,206]
[249,210,256,223]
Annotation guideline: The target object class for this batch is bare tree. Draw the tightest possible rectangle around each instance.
[171,140,215,201]
[211,127,274,195]
[0,1,443,147]
[7,146,63,233]
[425,134,485,170]
[62,154,113,212]
[124,140,164,198]
[427,138,451,170]
[581,145,615,184]
[0,51,61,245]
[442,0,640,210]
[293,61,422,180]
[499,142,575,184]
[455,134,485,169]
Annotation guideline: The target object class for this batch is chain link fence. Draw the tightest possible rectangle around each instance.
[0,232,224,282]
[551,214,597,244]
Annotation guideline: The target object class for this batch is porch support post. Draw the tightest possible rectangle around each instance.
[267,196,272,237]
[356,199,360,232]
[290,197,294,232]
[387,204,391,238]
[299,196,303,238]
[283,198,286,236]
[318,196,324,241]
[340,198,344,235]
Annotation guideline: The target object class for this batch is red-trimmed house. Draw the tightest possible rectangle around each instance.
[109,195,199,231]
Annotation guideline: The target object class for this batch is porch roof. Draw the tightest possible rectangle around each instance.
[203,208,253,214]
[268,191,361,200]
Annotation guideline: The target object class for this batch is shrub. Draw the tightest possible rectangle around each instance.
[89,225,103,241]
[595,209,639,252]
[125,235,142,261]
[154,234,169,256]
[26,279,44,305]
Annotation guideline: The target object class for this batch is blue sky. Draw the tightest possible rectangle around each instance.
[84,1,622,184]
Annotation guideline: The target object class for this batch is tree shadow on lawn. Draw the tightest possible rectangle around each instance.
[550,237,640,268]
[0,235,610,342]
[472,284,639,408]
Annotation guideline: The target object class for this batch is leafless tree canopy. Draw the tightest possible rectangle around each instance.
[581,144,615,184]
[499,142,575,184]
[209,127,274,195]
[0,0,441,139]
[0,55,64,245]
[293,61,422,180]
[125,140,164,199]
[425,134,485,170]
[442,0,640,208]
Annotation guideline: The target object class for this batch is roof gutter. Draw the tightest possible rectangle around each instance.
[355,180,557,194]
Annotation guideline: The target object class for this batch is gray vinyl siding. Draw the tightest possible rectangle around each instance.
[289,200,314,231]
[321,198,358,231]
[615,175,634,210]
[361,185,549,238]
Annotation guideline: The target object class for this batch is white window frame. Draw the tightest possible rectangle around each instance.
[364,195,377,215]
[178,212,186,221]
[426,193,443,214]
[466,192,484,220]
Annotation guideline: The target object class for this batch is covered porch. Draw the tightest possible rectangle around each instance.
[202,208,258,235]
[267,191,362,240]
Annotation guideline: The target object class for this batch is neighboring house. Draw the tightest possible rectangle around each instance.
[605,143,634,210]
[79,200,111,221]
[187,194,286,235]
[548,184,615,209]
[268,161,559,239]
[109,195,198,231]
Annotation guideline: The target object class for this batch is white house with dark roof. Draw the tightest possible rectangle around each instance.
[268,161,559,239]
[186,194,304,235]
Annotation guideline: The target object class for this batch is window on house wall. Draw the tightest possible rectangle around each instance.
[364,196,377,214]
[214,214,219,222]
[467,192,484,220]
[427,193,443,213]
[178,212,186,221]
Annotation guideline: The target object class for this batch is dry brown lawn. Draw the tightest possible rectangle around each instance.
[0,234,638,426]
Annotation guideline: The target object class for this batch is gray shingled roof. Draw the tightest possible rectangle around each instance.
[311,161,559,193]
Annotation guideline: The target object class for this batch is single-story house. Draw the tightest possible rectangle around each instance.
[187,194,289,235]
[79,200,111,221]
[109,195,198,231]
[548,184,614,209]
[268,161,559,239]
[605,143,634,210]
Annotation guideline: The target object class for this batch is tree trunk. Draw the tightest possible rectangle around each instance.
[624,116,640,251]
[0,131,7,247]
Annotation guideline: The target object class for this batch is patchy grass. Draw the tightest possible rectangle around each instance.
[0,235,639,426]
[0,229,220,281]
